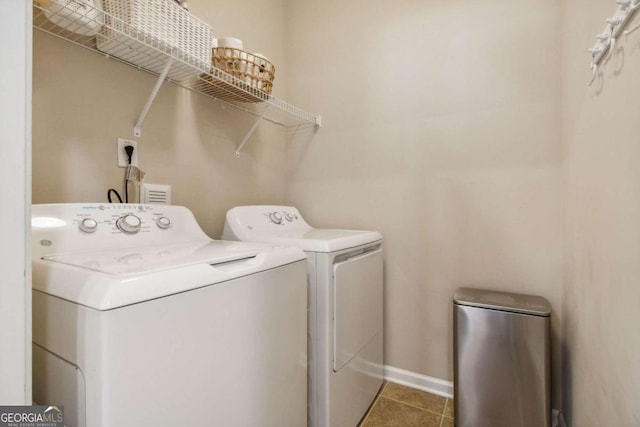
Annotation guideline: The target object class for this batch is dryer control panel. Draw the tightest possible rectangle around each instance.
[223,205,383,253]
[266,209,300,225]
[223,205,314,240]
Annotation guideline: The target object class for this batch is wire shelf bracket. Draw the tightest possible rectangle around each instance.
[134,57,173,137]
[236,104,270,158]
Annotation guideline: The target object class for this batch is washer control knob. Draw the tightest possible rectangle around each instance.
[117,214,142,234]
[269,212,283,224]
[157,216,171,229]
[284,212,295,222]
[79,218,98,233]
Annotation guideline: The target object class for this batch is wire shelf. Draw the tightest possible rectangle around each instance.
[33,1,320,129]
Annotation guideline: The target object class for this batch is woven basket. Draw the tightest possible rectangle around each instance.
[199,47,275,103]
[97,0,212,81]
[213,48,275,93]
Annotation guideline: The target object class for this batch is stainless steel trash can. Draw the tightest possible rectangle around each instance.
[453,288,551,427]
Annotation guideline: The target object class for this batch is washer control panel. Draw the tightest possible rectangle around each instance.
[74,205,171,234]
[64,204,175,235]
[32,204,210,258]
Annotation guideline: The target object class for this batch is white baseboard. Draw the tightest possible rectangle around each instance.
[383,365,453,398]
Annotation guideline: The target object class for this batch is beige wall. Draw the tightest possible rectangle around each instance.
[33,0,288,238]
[285,0,564,402]
[35,0,640,422]
[562,1,640,425]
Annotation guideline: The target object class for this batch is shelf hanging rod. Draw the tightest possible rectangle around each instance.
[134,57,174,137]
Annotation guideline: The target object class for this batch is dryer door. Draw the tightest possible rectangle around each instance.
[333,246,383,371]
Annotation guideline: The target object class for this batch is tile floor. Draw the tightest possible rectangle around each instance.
[359,381,454,427]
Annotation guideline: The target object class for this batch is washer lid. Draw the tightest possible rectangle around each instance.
[42,240,258,275]
[33,240,306,311]
[453,287,551,317]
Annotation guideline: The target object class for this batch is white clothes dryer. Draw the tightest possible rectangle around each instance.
[31,203,308,427]
[223,206,384,427]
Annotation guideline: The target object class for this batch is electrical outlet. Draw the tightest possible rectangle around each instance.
[117,138,139,167]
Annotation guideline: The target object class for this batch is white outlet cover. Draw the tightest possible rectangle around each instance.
[117,138,139,167]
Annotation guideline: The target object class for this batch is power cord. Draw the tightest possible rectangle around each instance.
[124,145,135,203]
[107,144,135,204]
[124,173,129,204]
[107,188,123,203]
[124,145,134,165]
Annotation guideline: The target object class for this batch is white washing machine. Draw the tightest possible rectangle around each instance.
[222,206,384,427]
[31,203,308,427]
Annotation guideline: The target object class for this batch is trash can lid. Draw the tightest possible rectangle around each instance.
[453,287,551,317]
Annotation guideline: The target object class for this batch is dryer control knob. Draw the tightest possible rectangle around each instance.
[79,218,98,233]
[284,212,294,222]
[269,212,283,224]
[117,214,142,234]
[157,216,171,229]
